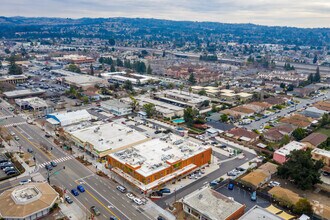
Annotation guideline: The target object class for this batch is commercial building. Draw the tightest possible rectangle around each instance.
[46,109,93,127]
[136,96,184,118]
[239,205,284,220]
[182,187,245,220]
[0,183,59,220]
[52,54,94,64]
[0,75,28,84]
[15,97,48,112]
[273,141,307,164]
[152,89,210,109]
[109,134,212,193]
[65,122,149,158]
[107,73,157,85]
[3,88,46,99]
[101,99,132,116]
[62,75,107,90]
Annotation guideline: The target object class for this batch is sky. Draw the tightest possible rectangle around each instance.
[1,0,330,28]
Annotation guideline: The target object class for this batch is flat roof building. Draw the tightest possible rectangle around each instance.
[15,97,48,112]
[109,134,212,193]
[312,148,330,171]
[273,141,307,164]
[65,122,149,158]
[108,73,157,85]
[46,109,93,127]
[0,75,28,84]
[100,99,132,116]
[3,88,46,99]
[0,183,59,220]
[183,187,245,220]
[153,89,210,109]
[63,75,107,90]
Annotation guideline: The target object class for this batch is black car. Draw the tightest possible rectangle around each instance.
[50,161,57,167]
[154,130,162,134]
[45,164,53,171]
[6,170,18,175]
[110,217,118,220]
[5,168,16,174]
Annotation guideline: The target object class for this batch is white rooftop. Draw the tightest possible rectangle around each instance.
[47,109,93,126]
[68,122,148,154]
[11,186,41,205]
[157,89,210,104]
[183,187,245,220]
[239,205,283,220]
[64,75,105,85]
[15,97,48,108]
[111,134,211,177]
[275,141,306,157]
[312,148,330,158]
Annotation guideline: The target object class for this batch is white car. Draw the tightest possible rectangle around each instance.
[126,193,135,200]
[20,179,31,185]
[268,181,280,187]
[133,198,143,205]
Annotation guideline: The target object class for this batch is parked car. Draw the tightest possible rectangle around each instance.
[3,167,14,172]
[71,189,79,196]
[90,206,101,216]
[110,216,118,220]
[159,188,171,194]
[133,198,143,205]
[6,170,18,175]
[77,185,85,192]
[27,148,34,153]
[14,136,20,141]
[157,216,166,220]
[116,185,126,193]
[50,161,57,167]
[65,195,73,204]
[5,168,16,174]
[251,191,257,201]
[45,133,51,138]
[209,180,218,187]
[228,183,234,190]
[0,158,8,163]
[268,181,281,187]
[19,179,31,185]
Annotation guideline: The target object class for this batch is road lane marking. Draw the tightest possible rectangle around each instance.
[75,173,94,181]
[13,127,53,160]
[84,188,122,220]
[77,180,131,220]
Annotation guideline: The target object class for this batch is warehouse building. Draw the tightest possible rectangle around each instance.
[46,109,93,127]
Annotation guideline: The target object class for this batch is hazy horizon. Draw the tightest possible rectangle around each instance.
[1,0,330,28]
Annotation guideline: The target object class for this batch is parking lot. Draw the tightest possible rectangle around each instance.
[216,183,270,210]
[0,154,19,180]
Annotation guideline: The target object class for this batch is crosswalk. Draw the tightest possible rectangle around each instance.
[39,155,75,168]
[2,122,27,128]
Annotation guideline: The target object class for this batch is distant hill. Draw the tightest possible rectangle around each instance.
[0,16,329,46]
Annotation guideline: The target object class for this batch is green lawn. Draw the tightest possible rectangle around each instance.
[315,128,330,137]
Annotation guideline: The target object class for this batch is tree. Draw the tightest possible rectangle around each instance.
[123,80,133,91]
[110,64,116,72]
[143,103,155,118]
[90,64,94,75]
[220,114,229,123]
[292,128,307,141]
[0,60,2,69]
[108,39,115,46]
[4,48,10,54]
[198,89,207,96]
[307,73,313,83]
[287,84,294,91]
[179,84,184,94]
[188,73,197,85]
[129,96,139,112]
[184,107,198,127]
[280,135,291,146]
[313,54,318,64]
[277,149,324,190]
[147,64,152,75]
[67,64,81,73]
[280,83,286,88]
[116,58,123,67]
[81,96,89,104]
[294,198,313,215]
[8,56,23,75]
[319,113,330,127]
[314,66,321,83]
[189,87,192,94]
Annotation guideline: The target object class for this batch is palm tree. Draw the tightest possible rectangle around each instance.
[130,96,139,112]
[189,87,192,95]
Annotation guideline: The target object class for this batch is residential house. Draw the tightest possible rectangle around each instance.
[241,162,278,188]
[226,127,259,142]
[279,114,313,128]
[273,141,307,164]
[301,133,328,148]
